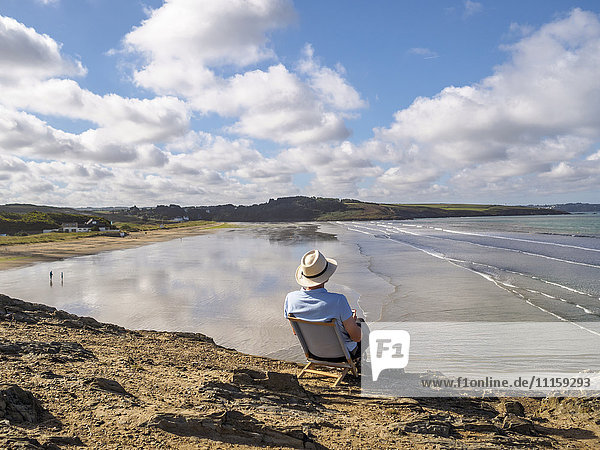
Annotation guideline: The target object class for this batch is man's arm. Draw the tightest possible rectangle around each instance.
[342,316,362,342]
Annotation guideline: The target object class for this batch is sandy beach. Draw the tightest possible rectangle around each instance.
[0,224,227,271]
[1,221,599,447]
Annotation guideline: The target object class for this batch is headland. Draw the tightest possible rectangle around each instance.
[1,294,599,448]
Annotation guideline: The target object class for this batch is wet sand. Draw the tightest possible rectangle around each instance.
[0,223,227,270]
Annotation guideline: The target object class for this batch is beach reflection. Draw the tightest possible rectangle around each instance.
[0,224,369,359]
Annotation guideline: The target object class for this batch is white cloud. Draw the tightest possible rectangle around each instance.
[125,0,295,70]
[276,141,382,197]
[0,15,189,171]
[408,47,439,59]
[2,5,600,206]
[2,79,189,144]
[371,9,600,201]
[464,1,483,18]
[123,0,295,98]
[507,22,535,39]
[298,44,366,111]
[0,15,85,82]
[122,0,364,146]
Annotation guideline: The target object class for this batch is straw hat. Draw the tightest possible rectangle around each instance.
[295,250,337,287]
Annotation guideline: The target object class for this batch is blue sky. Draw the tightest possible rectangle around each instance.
[1,0,599,206]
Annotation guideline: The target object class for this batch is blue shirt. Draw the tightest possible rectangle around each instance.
[284,288,357,352]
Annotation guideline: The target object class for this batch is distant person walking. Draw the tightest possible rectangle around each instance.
[49,270,53,281]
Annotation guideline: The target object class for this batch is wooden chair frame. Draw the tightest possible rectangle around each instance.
[288,315,358,387]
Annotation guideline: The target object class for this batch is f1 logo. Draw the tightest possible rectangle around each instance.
[369,330,410,381]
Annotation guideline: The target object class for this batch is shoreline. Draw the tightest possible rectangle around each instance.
[2,293,599,448]
[0,223,228,271]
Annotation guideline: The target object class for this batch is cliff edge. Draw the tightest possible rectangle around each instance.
[1,294,599,449]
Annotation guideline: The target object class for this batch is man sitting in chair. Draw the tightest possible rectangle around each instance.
[284,249,364,360]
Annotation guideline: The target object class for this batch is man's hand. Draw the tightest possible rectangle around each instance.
[342,316,362,342]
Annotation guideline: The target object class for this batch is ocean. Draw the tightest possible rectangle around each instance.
[0,214,599,368]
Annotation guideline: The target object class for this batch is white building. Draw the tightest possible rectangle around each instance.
[61,222,91,233]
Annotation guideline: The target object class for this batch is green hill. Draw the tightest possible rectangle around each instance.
[1,198,567,229]
[123,197,567,222]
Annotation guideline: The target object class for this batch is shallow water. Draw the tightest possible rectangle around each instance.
[1,217,599,372]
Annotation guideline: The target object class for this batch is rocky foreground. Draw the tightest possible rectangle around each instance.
[1,294,600,449]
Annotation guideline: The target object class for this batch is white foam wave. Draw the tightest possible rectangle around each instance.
[389,224,600,269]
[429,226,600,253]
[343,222,600,321]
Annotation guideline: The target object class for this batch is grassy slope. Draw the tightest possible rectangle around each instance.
[318,201,563,221]
[0,221,227,246]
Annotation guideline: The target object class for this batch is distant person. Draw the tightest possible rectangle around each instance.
[284,250,365,360]
[60,272,64,285]
[49,270,53,281]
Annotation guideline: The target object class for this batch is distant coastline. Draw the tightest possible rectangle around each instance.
[2,197,572,228]
[101,197,572,222]
[0,222,227,270]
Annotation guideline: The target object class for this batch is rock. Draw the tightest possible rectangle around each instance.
[0,343,21,354]
[0,294,125,334]
[459,421,501,433]
[501,413,536,435]
[45,435,84,446]
[199,381,245,401]
[263,371,304,392]
[39,371,63,379]
[90,377,130,395]
[230,368,268,385]
[500,400,525,417]
[389,416,454,438]
[145,410,312,448]
[5,312,38,324]
[0,385,51,425]
[169,331,215,344]
[0,436,46,449]
[0,341,94,362]
[231,372,256,385]
[396,397,420,406]
[79,316,102,328]
[230,369,306,395]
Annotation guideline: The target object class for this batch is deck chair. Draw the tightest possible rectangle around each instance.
[288,315,358,387]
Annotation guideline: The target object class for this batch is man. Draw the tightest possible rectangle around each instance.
[284,249,363,359]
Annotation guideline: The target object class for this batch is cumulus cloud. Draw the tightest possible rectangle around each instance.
[123,0,295,97]
[371,9,600,201]
[126,0,295,70]
[122,0,364,146]
[2,79,189,144]
[195,64,352,145]
[0,14,190,175]
[0,15,85,82]
[2,5,600,206]
[298,44,366,111]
